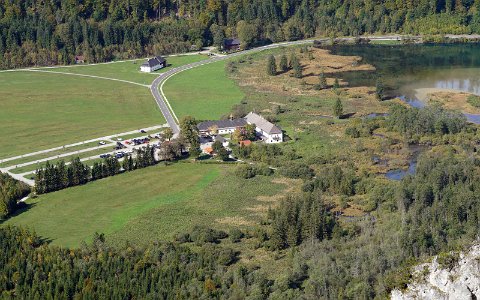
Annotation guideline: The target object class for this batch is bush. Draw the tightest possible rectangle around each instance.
[345,127,361,138]
[190,226,228,245]
[229,228,244,243]
[280,163,315,179]
[467,95,480,108]
[235,164,257,179]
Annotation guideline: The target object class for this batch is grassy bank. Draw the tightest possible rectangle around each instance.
[163,60,244,120]
[3,163,284,247]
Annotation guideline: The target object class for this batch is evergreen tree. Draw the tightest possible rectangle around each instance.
[266,54,276,76]
[279,54,288,72]
[318,72,327,89]
[291,55,302,78]
[333,98,343,119]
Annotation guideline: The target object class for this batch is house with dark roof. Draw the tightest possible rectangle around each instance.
[244,112,283,143]
[140,56,167,73]
[197,119,247,135]
[75,55,85,64]
[223,38,241,51]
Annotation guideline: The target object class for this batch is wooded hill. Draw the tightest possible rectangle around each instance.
[2,0,480,68]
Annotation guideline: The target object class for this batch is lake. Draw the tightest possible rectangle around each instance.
[326,43,480,122]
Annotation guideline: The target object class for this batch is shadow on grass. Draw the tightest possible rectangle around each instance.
[0,202,37,225]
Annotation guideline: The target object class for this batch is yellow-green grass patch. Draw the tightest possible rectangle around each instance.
[0,71,164,158]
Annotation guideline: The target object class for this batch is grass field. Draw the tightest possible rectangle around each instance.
[42,55,207,85]
[3,163,284,247]
[0,71,164,158]
[163,60,245,120]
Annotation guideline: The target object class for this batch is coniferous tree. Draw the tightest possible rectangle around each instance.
[266,54,276,76]
[279,54,288,72]
[333,98,343,119]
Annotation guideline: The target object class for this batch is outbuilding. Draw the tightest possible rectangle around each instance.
[140,56,167,73]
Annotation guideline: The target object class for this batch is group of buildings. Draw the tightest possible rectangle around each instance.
[197,112,283,144]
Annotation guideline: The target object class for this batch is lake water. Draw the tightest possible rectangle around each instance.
[326,44,480,122]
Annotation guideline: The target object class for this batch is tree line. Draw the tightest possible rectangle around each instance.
[0,172,30,219]
[34,146,160,194]
[2,0,480,69]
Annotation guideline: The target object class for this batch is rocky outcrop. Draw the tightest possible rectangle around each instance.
[392,244,480,300]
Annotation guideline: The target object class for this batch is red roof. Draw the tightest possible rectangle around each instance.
[204,147,213,154]
[239,140,252,147]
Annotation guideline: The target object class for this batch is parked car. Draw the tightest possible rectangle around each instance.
[99,141,107,145]
[99,153,111,159]
[140,129,147,133]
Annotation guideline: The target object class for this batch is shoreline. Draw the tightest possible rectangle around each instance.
[414,87,480,115]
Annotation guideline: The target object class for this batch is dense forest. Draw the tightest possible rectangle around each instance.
[2,0,480,68]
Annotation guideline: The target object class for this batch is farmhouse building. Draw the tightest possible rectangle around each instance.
[197,119,247,135]
[223,38,241,51]
[140,56,167,73]
[244,112,283,143]
[197,112,283,144]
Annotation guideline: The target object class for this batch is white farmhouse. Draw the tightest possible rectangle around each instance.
[140,56,167,73]
[244,112,283,143]
[197,112,283,144]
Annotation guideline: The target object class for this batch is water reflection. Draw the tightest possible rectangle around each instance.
[326,44,480,123]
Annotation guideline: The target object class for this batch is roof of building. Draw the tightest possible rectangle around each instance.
[239,140,252,147]
[244,112,282,135]
[224,38,241,46]
[204,147,213,154]
[197,119,247,131]
[142,56,166,68]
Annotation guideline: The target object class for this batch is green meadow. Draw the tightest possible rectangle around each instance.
[0,71,164,158]
[3,163,284,248]
[163,60,244,120]
[42,55,207,85]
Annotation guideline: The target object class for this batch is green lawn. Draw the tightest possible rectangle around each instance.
[163,60,245,120]
[42,55,207,85]
[0,71,164,158]
[3,163,284,248]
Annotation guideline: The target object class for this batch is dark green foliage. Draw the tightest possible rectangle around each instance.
[229,228,244,243]
[291,54,302,78]
[235,165,257,179]
[467,94,480,108]
[0,172,30,219]
[317,72,327,90]
[280,163,314,180]
[333,98,343,118]
[279,54,289,72]
[1,1,479,69]
[190,226,228,245]
[268,192,336,250]
[35,158,90,194]
[310,165,357,196]
[266,55,276,76]
[231,143,283,165]
[0,226,251,299]
[388,104,467,138]
[376,79,386,100]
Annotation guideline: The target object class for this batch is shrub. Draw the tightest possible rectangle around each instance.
[467,95,480,108]
[235,165,257,179]
[229,228,244,243]
[280,163,315,179]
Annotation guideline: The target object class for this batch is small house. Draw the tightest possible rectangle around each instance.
[239,140,252,147]
[140,56,167,73]
[75,55,85,64]
[223,38,241,51]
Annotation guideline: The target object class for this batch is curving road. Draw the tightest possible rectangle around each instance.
[149,39,320,135]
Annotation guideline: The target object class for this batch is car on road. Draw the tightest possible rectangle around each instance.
[140,129,147,133]
[99,141,107,145]
[99,154,111,159]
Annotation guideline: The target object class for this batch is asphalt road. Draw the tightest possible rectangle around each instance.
[149,39,320,135]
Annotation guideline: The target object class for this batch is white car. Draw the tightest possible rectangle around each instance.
[99,141,107,145]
